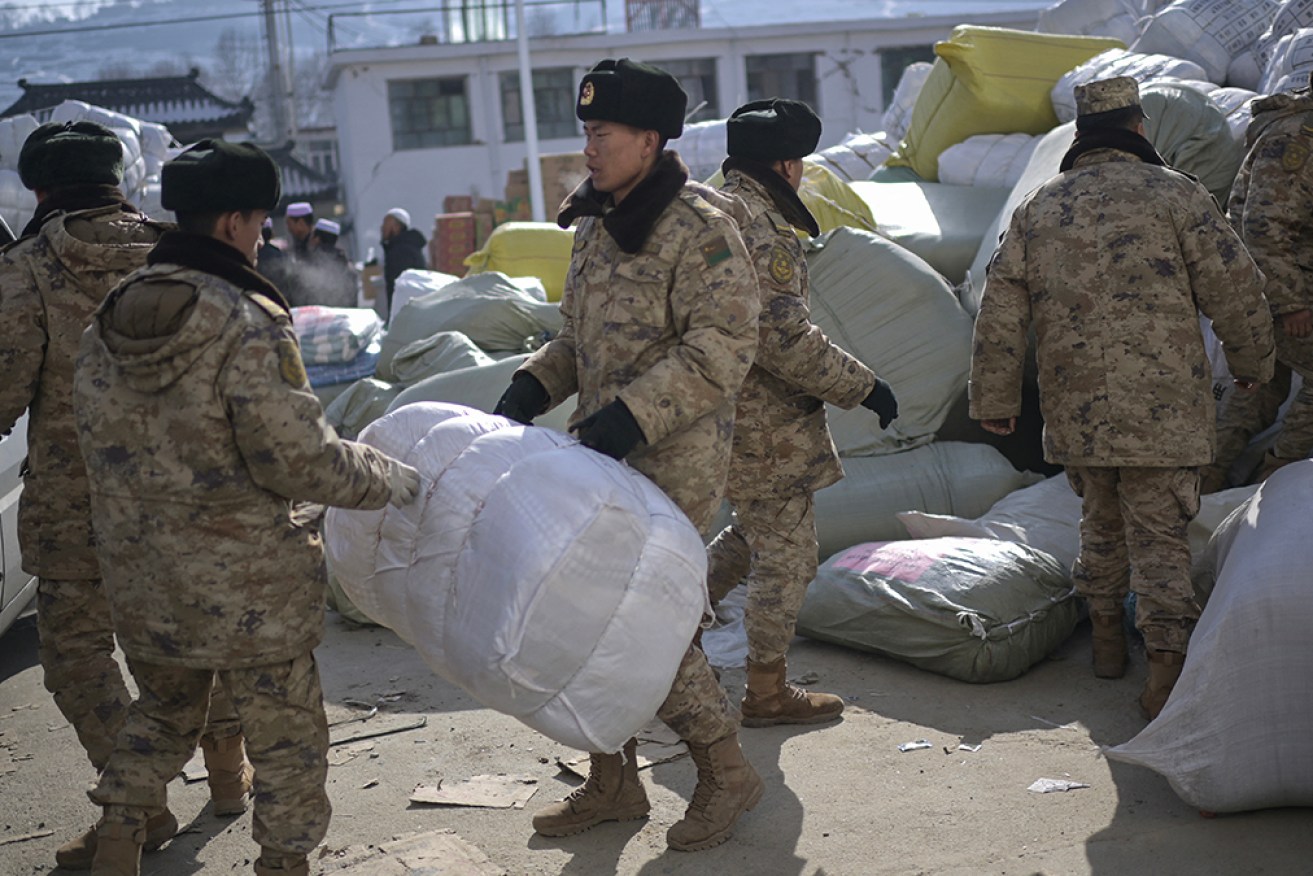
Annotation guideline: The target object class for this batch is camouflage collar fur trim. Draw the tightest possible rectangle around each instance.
[556,151,690,254]
[721,157,819,237]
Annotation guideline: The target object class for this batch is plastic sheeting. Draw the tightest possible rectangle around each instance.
[797,536,1079,683]
[850,180,1011,285]
[1037,0,1148,45]
[804,227,975,455]
[324,402,710,753]
[1106,462,1313,812]
[813,442,1039,561]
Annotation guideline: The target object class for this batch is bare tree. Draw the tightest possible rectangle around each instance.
[206,27,265,104]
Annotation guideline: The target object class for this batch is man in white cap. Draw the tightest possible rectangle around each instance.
[380,206,427,316]
[284,201,313,259]
[297,217,357,308]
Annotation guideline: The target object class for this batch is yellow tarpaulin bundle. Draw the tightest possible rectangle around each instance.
[888,26,1123,181]
[464,221,575,302]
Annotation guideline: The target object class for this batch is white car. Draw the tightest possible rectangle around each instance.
[1,414,37,636]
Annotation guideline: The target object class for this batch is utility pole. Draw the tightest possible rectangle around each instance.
[261,0,290,143]
[515,0,546,222]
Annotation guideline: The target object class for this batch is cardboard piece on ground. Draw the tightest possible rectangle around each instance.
[409,775,538,809]
[321,828,504,875]
[181,750,207,783]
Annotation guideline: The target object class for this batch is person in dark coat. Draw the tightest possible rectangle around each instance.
[379,207,427,317]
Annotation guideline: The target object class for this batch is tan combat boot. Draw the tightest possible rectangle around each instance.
[667,732,763,852]
[1140,649,1186,720]
[532,737,649,837]
[740,657,843,727]
[88,822,143,876]
[253,853,309,875]
[202,733,256,816]
[57,809,178,871]
[1090,608,1128,679]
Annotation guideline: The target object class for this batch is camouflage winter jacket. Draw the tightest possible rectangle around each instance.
[75,253,395,668]
[519,152,759,532]
[718,168,874,500]
[970,148,1275,467]
[1227,89,1313,316]
[0,204,166,578]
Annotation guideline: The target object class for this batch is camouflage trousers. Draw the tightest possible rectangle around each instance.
[37,577,242,773]
[1066,466,1201,653]
[706,495,818,665]
[91,652,329,858]
[1205,332,1313,491]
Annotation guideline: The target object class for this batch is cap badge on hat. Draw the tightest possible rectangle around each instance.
[580,82,595,106]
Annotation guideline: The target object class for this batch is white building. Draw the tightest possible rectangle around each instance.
[327,5,1044,258]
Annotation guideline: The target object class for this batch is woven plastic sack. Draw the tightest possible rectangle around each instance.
[388,354,574,434]
[324,377,403,440]
[797,537,1079,683]
[464,221,575,303]
[389,331,494,385]
[813,443,1038,561]
[881,62,934,145]
[805,227,974,454]
[809,132,896,184]
[888,27,1124,181]
[1052,49,1209,124]
[1133,0,1278,86]
[937,134,1042,189]
[850,180,1011,285]
[324,402,710,753]
[1258,28,1313,94]
[1038,0,1148,45]
[376,272,562,379]
[1106,462,1313,811]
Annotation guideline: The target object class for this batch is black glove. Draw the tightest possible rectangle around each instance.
[493,373,549,425]
[860,378,899,430]
[570,400,646,460]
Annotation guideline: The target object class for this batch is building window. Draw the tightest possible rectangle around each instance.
[303,138,339,177]
[746,53,817,108]
[880,45,937,107]
[499,67,578,142]
[659,58,718,123]
[388,77,472,150]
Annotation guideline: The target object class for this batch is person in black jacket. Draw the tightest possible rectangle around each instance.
[379,207,427,319]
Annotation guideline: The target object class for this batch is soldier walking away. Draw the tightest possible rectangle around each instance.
[379,206,427,318]
[73,140,421,876]
[706,98,898,727]
[284,200,313,259]
[0,121,256,871]
[969,77,1274,721]
[1203,71,1313,491]
[494,58,764,852]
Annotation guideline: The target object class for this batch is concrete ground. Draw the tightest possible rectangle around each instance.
[2,609,1311,875]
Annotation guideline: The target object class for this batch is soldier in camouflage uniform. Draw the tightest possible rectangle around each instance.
[969,77,1275,721]
[73,141,421,876]
[0,121,255,871]
[1203,72,1313,491]
[703,99,898,727]
[494,59,762,852]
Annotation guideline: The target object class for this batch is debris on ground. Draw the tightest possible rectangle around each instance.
[409,775,538,809]
[320,828,505,875]
[0,828,54,846]
[331,715,428,747]
[898,739,933,752]
[1027,777,1090,793]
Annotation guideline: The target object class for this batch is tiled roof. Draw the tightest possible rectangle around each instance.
[1,68,253,133]
[265,141,339,203]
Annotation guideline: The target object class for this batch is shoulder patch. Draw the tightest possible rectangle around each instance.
[1282,140,1310,173]
[245,292,289,323]
[768,245,796,284]
[700,234,733,269]
[277,337,309,388]
[767,211,793,235]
